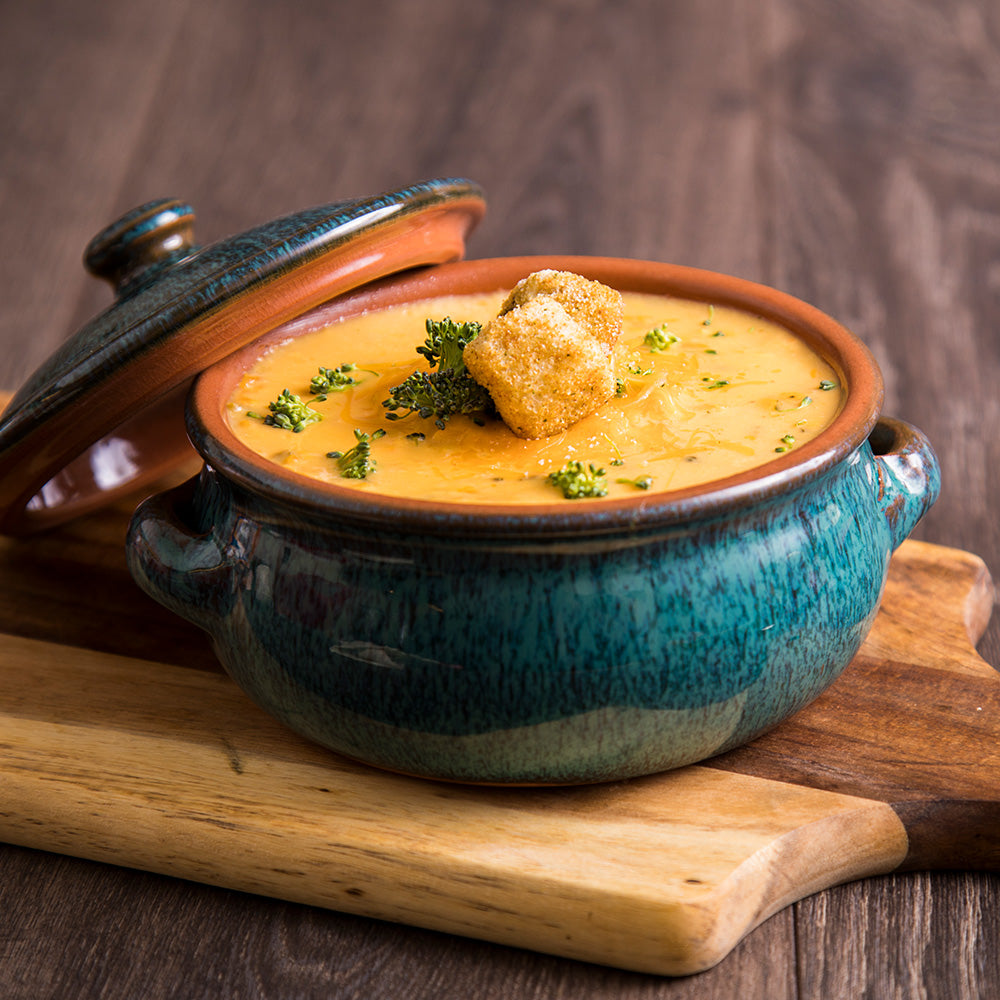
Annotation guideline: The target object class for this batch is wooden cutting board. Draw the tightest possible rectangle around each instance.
[0,477,997,977]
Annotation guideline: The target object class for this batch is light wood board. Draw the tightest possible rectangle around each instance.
[0,534,996,975]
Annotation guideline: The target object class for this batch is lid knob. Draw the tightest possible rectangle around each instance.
[84,198,197,297]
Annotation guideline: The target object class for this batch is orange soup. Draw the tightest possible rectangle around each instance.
[225,291,843,503]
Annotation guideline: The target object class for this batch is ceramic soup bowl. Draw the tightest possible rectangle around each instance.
[126,255,940,784]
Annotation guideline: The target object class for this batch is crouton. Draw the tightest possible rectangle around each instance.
[463,271,624,439]
[498,269,624,352]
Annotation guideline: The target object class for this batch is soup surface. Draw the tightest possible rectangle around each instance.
[225,290,844,504]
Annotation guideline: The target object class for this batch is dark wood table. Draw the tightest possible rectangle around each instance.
[1,1,997,996]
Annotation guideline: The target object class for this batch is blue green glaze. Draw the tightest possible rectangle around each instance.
[126,417,939,784]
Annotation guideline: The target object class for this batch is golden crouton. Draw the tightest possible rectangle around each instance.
[463,270,624,439]
[498,269,624,351]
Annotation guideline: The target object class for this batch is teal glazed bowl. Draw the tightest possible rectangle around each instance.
[126,256,940,785]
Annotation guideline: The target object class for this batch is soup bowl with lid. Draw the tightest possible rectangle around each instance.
[0,180,940,785]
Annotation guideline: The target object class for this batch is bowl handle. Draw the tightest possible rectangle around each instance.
[868,416,941,551]
[126,475,230,632]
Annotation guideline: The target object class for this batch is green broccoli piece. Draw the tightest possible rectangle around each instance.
[252,389,322,432]
[327,428,386,479]
[625,361,653,376]
[383,369,494,430]
[310,363,376,397]
[643,323,681,353]
[383,317,494,430]
[616,475,654,490]
[547,461,608,499]
[417,317,482,370]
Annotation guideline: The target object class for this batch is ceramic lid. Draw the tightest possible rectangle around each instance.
[0,178,485,534]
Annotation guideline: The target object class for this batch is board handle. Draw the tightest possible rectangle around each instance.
[869,417,941,550]
[126,475,231,632]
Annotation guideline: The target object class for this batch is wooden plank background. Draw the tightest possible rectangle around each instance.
[1,0,998,996]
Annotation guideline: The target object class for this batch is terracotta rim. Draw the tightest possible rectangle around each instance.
[191,256,884,537]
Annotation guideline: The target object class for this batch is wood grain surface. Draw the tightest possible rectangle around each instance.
[1,0,999,996]
[0,636,909,979]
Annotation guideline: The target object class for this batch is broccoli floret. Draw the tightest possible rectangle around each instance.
[546,461,608,499]
[327,428,386,479]
[643,323,680,353]
[251,389,322,432]
[383,317,494,430]
[417,317,482,370]
[383,368,494,430]
[310,363,376,397]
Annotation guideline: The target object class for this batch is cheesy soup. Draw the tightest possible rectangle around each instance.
[225,291,844,503]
